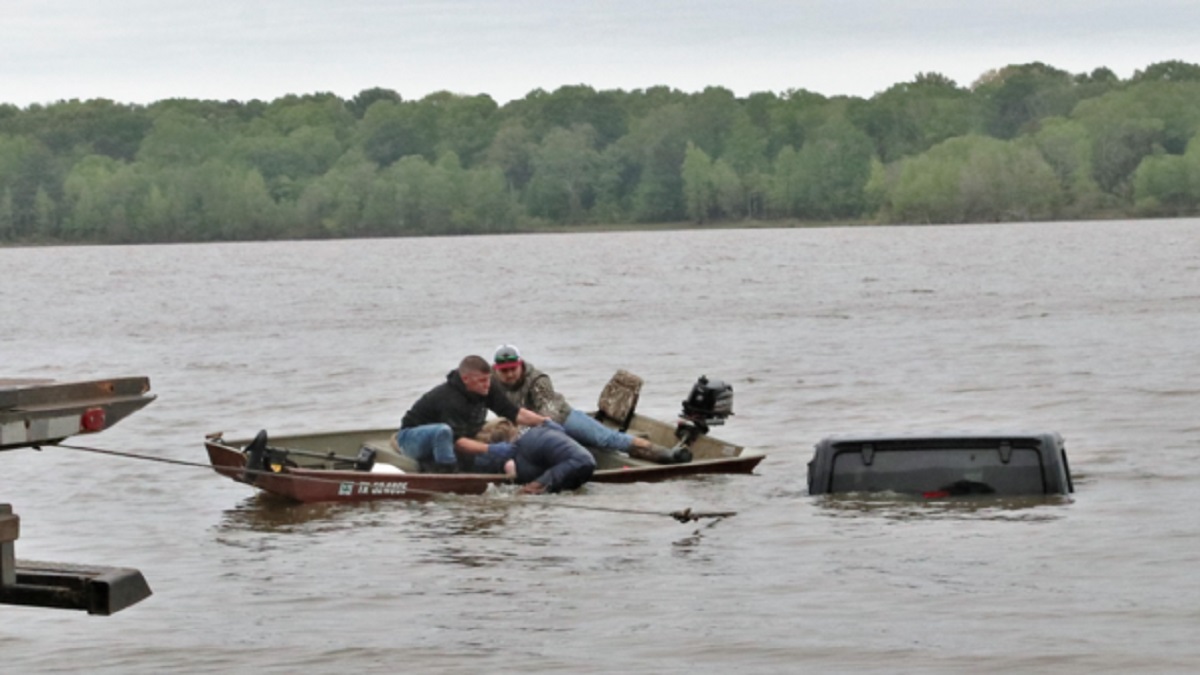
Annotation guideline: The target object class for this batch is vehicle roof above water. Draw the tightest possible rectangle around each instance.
[807,431,1073,497]
[816,431,1065,444]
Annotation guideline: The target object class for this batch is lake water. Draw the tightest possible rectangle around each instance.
[2,220,1198,673]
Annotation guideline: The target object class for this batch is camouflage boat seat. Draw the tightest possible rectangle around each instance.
[594,369,643,432]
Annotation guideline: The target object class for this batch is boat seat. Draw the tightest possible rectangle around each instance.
[361,436,421,473]
[595,369,642,432]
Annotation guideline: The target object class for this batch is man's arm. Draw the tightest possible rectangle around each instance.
[456,437,517,466]
[527,375,570,419]
[400,386,438,429]
[516,407,548,427]
[454,437,489,455]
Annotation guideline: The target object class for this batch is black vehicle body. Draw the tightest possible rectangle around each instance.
[807,432,1074,497]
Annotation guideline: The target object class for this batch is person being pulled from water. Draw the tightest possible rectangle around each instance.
[475,419,596,494]
[489,344,687,463]
[397,355,548,473]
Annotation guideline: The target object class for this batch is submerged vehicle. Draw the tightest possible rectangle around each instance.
[806,432,1074,497]
[205,374,763,503]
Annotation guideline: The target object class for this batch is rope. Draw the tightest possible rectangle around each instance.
[46,442,736,523]
[52,442,221,470]
[51,441,454,499]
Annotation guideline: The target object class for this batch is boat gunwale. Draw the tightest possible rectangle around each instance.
[204,423,764,502]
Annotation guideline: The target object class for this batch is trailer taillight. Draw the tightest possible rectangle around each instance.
[80,407,106,432]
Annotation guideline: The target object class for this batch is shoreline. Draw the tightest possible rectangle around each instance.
[0,213,1184,248]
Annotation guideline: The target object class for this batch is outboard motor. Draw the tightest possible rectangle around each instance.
[241,429,271,483]
[676,376,734,446]
[241,430,376,477]
[353,445,377,472]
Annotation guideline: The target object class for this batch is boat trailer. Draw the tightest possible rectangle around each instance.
[1,377,156,615]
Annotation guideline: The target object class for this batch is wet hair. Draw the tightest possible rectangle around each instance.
[458,355,492,376]
[476,419,518,443]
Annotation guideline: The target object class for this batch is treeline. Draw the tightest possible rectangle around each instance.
[4,60,1200,244]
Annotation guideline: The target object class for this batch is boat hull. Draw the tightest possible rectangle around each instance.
[205,416,763,503]
[206,443,507,502]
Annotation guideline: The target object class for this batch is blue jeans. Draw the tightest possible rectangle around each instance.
[562,409,634,451]
[513,424,597,492]
[396,424,457,465]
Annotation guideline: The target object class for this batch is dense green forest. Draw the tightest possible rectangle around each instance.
[3,60,1200,244]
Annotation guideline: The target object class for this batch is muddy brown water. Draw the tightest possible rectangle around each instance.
[2,220,1198,673]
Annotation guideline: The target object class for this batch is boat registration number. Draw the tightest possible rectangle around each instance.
[339,481,408,496]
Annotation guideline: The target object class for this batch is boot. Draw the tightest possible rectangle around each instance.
[629,443,691,465]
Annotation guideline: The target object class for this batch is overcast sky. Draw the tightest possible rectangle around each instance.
[4,0,1199,107]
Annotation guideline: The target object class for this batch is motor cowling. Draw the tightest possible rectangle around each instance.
[681,376,733,425]
[354,445,377,472]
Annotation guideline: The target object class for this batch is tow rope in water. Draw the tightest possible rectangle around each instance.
[44,442,736,524]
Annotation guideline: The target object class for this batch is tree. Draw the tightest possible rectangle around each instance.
[262,93,356,140]
[1132,153,1193,215]
[17,99,151,161]
[879,135,1062,223]
[722,111,770,218]
[1115,81,1200,154]
[765,89,831,158]
[62,154,130,240]
[1133,132,1200,215]
[137,108,227,166]
[423,91,499,167]
[589,144,636,223]
[295,150,378,237]
[769,145,803,218]
[347,87,402,119]
[357,100,437,166]
[228,125,344,201]
[133,181,183,242]
[682,142,715,223]
[507,85,630,148]
[135,160,279,241]
[684,86,739,159]
[32,187,56,238]
[769,119,874,219]
[1072,91,1166,198]
[0,134,59,239]
[454,165,520,233]
[485,122,535,195]
[710,159,742,220]
[796,119,876,219]
[1029,117,1106,214]
[395,154,457,234]
[681,142,744,223]
[622,104,691,222]
[1132,60,1200,84]
[365,153,502,235]
[854,72,979,162]
[973,62,1078,139]
[1076,67,1119,86]
[0,188,12,240]
[7,63,1200,244]
[525,126,601,223]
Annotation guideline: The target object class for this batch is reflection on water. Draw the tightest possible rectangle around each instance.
[214,485,536,534]
[813,492,1073,521]
[216,494,363,533]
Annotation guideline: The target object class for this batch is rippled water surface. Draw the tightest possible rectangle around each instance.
[2,220,1199,673]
